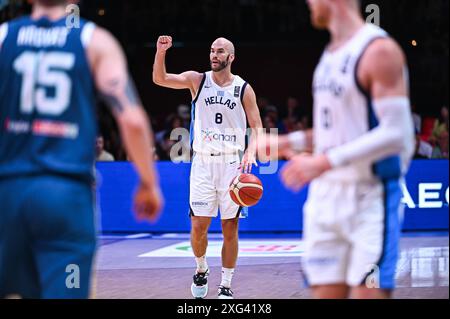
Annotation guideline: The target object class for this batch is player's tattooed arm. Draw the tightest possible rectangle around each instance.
[87,26,163,222]
[86,27,144,114]
[98,75,141,113]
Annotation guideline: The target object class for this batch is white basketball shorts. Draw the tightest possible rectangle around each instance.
[302,177,403,290]
[189,153,245,220]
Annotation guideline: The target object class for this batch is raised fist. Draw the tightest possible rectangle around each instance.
[157,35,173,52]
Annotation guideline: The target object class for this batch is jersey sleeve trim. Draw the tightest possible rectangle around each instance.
[353,36,387,99]
[240,82,248,105]
[192,73,207,104]
[81,22,96,49]
[0,23,8,48]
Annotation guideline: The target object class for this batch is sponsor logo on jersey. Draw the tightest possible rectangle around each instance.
[32,120,79,139]
[202,129,237,143]
[234,86,241,98]
[5,118,79,139]
[204,96,237,110]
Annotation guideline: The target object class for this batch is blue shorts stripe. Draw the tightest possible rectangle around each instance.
[379,180,402,289]
[378,179,402,289]
[360,179,402,290]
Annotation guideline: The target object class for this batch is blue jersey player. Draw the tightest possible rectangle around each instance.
[0,0,163,298]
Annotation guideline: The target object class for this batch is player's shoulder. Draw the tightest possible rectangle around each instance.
[0,16,30,48]
[87,23,108,41]
[187,70,207,87]
[186,70,204,79]
[4,15,30,27]
[240,80,255,102]
[358,35,406,88]
[86,25,122,54]
[232,74,250,93]
[364,36,405,67]
[233,73,247,84]
[359,33,405,79]
[0,15,28,35]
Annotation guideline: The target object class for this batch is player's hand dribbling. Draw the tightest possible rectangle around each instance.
[133,182,164,223]
[240,150,258,174]
[157,36,173,52]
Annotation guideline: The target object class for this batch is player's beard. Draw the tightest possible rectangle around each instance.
[311,14,329,29]
[211,55,230,72]
[309,2,330,30]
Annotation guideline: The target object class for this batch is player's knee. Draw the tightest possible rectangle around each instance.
[221,221,239,241]
[191,223,209,237]
[222,231,238,242]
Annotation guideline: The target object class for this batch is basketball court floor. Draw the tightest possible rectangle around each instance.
[94,233,449,299]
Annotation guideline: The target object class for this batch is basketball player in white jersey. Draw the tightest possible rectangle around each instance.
[153,36,262,299]
[257,0,414,298]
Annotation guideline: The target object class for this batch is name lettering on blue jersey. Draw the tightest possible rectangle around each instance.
[17,26,68,48]
[204,96,237,110]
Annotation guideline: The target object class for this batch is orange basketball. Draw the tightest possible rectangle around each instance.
[229,174,264,207]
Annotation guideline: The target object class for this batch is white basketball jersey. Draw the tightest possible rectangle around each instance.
[313,24,408,182]
[191,71,248,155]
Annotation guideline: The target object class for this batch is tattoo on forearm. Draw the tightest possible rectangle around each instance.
[99,75,142,113]
[125,76,141,106]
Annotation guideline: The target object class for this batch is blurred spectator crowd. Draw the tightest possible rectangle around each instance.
[413,106,449,160]
[96,95,313,162]
[1,1,448,162]
[97,101,449,162]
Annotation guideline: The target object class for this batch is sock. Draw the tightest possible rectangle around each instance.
[220,267,235,288]
[195,255,208,273]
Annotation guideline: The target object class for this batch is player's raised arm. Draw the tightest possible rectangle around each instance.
[152,35,203,97]
[87,27,163,222]
[325,39,415,168]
